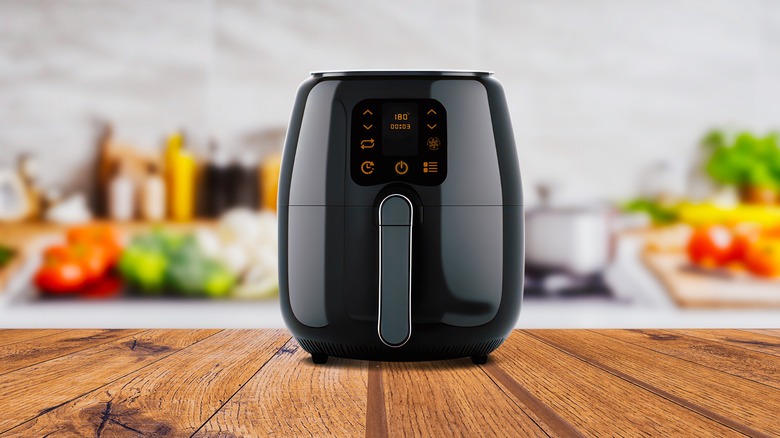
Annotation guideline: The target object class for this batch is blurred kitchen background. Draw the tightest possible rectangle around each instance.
[1,0,780,328]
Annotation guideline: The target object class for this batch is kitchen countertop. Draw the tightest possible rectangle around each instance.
[0,329,778,436]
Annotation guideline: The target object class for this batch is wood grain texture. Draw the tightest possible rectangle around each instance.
[0,329,142,376]
[0,329,778,436]
[492,332,742,437]
[194,338,367,438]
[0,329,218,433]
[482,360,583,438]
[744,329,780,338]
[600,329,780,389]
[668,329,780,358]
[366,361,389,438]
[0,329,67,347]
[531,329,780,436]
[6,330,289,437]
[382,359,547,437]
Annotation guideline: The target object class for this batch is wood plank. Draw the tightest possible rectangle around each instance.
[490,331,742,437]
[0,329,68,347]
[194,338,367,437]
[6,330,289,437]
[599,329,780,389]
[744,329,780,338]
[0,329,218,433]
[668,329,780,358]
[532,330,780,436]
[0,329,143,376]
[382,359,548,437]
[482,360,583,438]
[367,361,389,438]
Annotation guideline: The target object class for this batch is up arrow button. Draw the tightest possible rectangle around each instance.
[426,109,437,115]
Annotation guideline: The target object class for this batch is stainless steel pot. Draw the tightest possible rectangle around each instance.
[525,185,615,276]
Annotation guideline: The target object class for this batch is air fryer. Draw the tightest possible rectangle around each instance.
[278,70,523,364]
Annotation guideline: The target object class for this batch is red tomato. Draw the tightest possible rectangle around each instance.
[42,245,72,263]
[731,223,762,263]
[80,275,123,299]
[42,244,109,283]
[66,225,123,266]
[744,239,780,278]
[687,225,736,268]
[35,257,87,294]
[70,243,111,282]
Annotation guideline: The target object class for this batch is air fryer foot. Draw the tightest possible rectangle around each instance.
[311,353,329,364]
[471,355,488,365]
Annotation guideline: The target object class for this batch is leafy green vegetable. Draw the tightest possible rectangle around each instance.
[701,129,727,150]
[202,263,235,298]
[118,246,168,293]
[118,229,236,298]
[622,198,679,225]
[0,246,15,268]
[166,252,210,297]
[704,130,780,189]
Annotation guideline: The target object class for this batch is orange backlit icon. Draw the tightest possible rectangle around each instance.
[427,137,441,151]
[423,161,438,173]
[363,109,373,116]
[394,160,409,175]
[427,109,437,115]
[361,161,375,175]
[363,124,373,130]
[426,123,437,130]
[360,139,375,149]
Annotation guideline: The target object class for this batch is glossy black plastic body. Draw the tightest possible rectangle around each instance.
[278,71,524,361]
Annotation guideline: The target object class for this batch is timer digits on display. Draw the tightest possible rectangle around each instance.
[382,103,418,156]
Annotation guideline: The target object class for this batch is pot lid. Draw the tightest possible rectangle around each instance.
[529,182,612,214]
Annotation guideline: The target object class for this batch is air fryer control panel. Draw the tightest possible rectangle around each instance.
[350,99,447,186]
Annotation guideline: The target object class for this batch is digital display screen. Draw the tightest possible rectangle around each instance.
[351,99,446,186]
[382,102,419,156]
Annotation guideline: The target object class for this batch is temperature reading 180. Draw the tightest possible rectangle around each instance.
[382,102,418,156]
[390,112,411,130]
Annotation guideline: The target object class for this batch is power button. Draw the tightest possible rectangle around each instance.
[394,160,409,175]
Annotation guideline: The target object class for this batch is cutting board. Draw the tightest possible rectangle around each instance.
[642,250,780,308]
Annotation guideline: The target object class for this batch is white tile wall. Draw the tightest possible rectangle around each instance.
[0,0,778,203]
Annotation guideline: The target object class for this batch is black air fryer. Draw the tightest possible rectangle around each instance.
[278,70,523,364]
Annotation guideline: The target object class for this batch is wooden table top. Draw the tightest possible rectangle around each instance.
[0,329,778,436]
